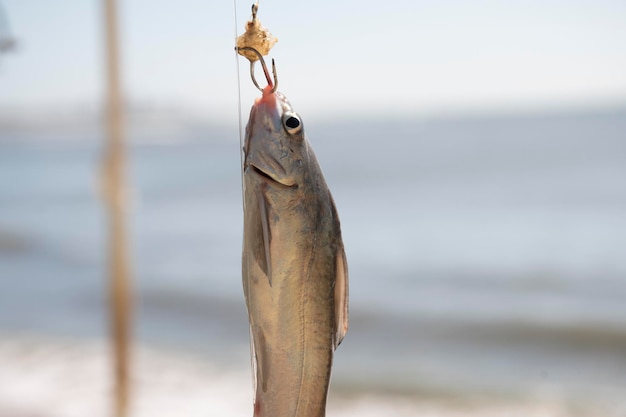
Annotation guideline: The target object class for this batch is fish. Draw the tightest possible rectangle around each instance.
[242,85,349,417]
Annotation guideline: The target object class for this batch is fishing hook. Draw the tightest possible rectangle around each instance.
[236,46,278,93]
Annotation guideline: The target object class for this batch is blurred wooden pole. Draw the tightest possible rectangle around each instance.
[0,1,18,54]
[102,0,132,416]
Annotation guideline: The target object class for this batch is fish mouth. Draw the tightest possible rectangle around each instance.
[249,164,296,187]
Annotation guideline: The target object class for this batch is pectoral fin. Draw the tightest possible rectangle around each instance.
[334,243,349,349]
[251,187,272,286]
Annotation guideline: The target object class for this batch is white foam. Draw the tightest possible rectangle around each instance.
[0,336,576,417]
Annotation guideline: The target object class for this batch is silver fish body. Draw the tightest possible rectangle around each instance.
[242,88,348,417]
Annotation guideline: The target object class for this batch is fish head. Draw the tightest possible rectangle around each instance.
[244,87,308,187]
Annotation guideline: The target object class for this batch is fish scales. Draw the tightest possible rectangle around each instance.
[242,88,348,417]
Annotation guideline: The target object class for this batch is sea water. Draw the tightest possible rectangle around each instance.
[1,108,625,415]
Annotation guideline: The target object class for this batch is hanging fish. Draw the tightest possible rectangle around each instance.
[238,46,349,417]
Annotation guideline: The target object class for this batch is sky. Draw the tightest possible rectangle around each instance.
[1,0,626,122]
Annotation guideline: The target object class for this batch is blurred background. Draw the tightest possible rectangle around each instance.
[1,1,626,416]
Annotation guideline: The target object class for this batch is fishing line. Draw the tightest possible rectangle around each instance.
[234,0,258,401]
[234,0,245,211]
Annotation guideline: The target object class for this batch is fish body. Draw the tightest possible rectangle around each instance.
[242,87,348,417]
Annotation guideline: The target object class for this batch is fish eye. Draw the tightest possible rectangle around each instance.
[283,113,302,135]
